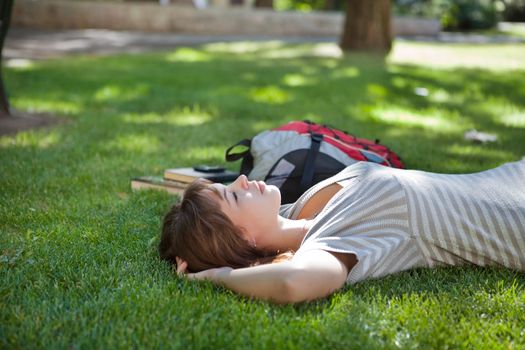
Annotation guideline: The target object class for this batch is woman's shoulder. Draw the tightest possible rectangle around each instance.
[281,162,371,219]
[330,161,380,181]
[342,161,396,176]
[337,162,400,186]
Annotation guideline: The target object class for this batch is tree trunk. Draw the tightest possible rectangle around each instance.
[254,0,273,8]
[1,0,14,117]
[339,0,392,54]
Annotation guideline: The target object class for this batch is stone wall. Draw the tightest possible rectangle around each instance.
[12,0,440,37]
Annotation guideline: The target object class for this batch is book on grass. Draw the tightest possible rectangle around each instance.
[164,167,239,184]
[131,176,187,195]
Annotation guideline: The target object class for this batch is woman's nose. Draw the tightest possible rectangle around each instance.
[233,174,248,190]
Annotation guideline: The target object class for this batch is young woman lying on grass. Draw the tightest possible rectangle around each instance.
[159,160,525,304]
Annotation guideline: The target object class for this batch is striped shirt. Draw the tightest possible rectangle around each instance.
[279,160,525,284]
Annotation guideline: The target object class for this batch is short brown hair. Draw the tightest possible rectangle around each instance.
[159,179,291,272]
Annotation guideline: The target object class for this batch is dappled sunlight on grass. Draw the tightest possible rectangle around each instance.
[497,111,525,128]
[94,84,150,102]
[121,113,167,125]
[203,41,342,59]
[5,58,35,70]
[166,105,215,126]
[390,41,525,70]
[105,134,160,154]
[13,98,81,115]
[441,144,519,172]
[446,143,515,162]
[204,41,286,54]
[367,83,389,99]
[281,73,311,87]
[367,106,465,132]
[258,44,338,59]
[455,98,525,130]
[184,146,230,162]
[334,66,360,79]
[249,85,291,104]
[390,77,462,105]
[171,113,212,126]
[481,104,525,128]
[300,66,319,76]
[121,106,213,126]
[390,75,409,89]
[311,43,343,58]
[165,48,212,62]
[319,59,338,69]
[0,129,61,149]
[427,88,454,103]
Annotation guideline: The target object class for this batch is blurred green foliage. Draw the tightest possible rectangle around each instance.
[440,0,499,30]
[276,0,525,31]
[501,0,525,21]
[387,0,500,31]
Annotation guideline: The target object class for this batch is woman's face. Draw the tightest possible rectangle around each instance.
[209,175,281,247]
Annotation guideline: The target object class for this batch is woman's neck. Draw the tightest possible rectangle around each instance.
[261,217,312,252]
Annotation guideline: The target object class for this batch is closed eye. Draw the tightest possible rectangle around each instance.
[233,192,238,202]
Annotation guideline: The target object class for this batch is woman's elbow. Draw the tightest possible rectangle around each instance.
[261,270,309,304]
[275,275,305,304]
[279,269,344,304]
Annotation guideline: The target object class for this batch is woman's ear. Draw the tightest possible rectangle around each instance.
[238,226,255,247]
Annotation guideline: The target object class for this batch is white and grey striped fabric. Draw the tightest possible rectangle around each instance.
[279,160,525,284]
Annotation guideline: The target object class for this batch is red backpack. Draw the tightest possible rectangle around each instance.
[226,120,404,204]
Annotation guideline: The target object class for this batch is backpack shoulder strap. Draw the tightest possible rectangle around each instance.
[300,133,323,192]
[225,139,253,175]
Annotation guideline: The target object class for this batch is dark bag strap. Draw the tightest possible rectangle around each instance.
[225,139,253,175]
[300,133,323,192]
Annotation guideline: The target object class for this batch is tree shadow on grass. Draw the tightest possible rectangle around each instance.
[3,45,524,190]
[388,64,525,112]
[3,47,525,233]
[4,49,525,240]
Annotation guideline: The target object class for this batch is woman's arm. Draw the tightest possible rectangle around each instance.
[177,250,354,304]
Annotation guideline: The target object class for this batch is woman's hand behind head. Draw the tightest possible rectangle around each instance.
[176,256,233,282]
[175,256,188,276]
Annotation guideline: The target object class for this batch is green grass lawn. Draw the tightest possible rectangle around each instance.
[1,40,525,349]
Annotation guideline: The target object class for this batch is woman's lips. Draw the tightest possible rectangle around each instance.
[258,181,265,194]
